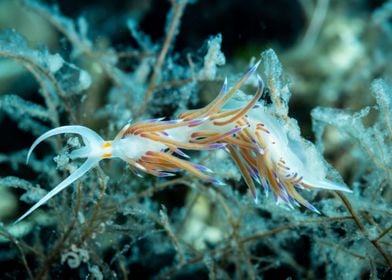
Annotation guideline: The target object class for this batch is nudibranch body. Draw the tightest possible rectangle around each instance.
[15,62,351,223]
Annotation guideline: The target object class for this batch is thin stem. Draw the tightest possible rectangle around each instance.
[337,192,392,268]
[139,0,188,115]
[159,216,353,279]
[299,0,330,53]
[76,168,108,247]
[0,227,34,280]
[374,225,392,243]
[33,182,84,279]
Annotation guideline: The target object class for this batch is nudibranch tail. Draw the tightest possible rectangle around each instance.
[301,178,351,192]
[16,125,107,224]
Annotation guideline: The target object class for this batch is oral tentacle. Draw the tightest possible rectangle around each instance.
[27,125,104,163]
[15,157,100,224]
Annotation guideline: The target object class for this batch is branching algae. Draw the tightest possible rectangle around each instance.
[0,0,391,279]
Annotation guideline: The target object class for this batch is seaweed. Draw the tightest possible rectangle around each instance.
[0,0,390,279]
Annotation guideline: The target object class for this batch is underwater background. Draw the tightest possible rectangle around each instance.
[0,0,391,279]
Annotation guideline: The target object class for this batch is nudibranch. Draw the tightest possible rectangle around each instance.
[15,62,351,223]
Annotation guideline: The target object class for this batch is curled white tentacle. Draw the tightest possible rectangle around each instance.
[26,125,104,163]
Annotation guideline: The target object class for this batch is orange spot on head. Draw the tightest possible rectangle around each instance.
[102,153,112,158]
[102,142,112,148]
